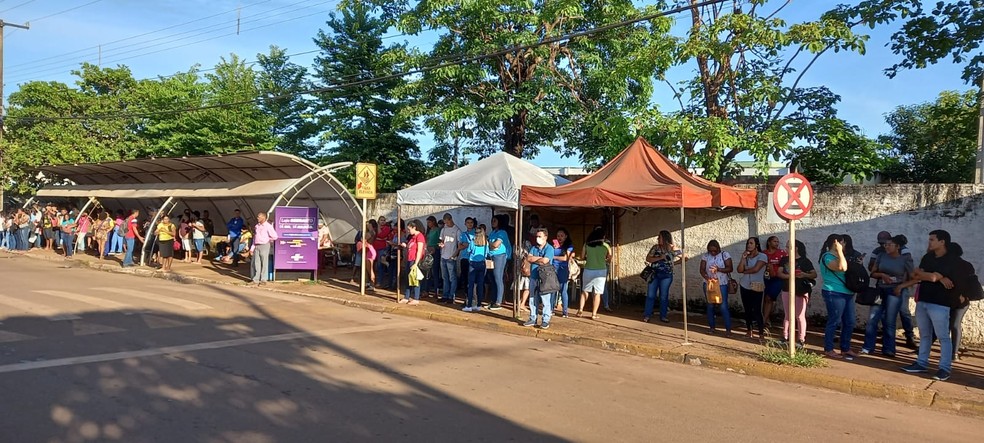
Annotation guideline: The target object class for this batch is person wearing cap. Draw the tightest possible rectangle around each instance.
[226,209,245,264]
[869,230,917,349]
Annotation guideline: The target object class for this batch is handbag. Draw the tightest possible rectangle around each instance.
[728,274,739,295]
[173,240,181,251]
[485,259,495,270]
[568,257,580,281]
[706,278,723,304]
[750,281,765,292]
[520,255,532,277]
[640,264,656,283]
[856,286,881,306]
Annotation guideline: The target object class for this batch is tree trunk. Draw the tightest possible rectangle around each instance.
[503,109,527,158]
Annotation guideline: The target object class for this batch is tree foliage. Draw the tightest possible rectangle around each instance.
[637,0,881,183]
[370,0,675,162]
[838,0,984,83]
[312,3,425,192]
[878,90,979,183]
[256,46,320,159]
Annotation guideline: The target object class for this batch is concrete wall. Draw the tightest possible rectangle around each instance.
[368,185,984,345]
[615,184,984,345]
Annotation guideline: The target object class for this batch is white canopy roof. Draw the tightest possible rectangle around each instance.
[397,152,569,209]
[35,152,362,243]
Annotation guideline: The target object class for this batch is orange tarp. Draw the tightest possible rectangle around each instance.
[520,137,757,209]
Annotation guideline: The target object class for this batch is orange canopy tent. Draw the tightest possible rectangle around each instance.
[520,137,756,209]
[519,137,758,342]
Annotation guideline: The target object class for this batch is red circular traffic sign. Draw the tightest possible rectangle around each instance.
[772,173,814,220]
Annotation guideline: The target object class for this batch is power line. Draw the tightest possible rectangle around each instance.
[0,0,35,15]
[5,0,275,70]
[14,0,727,124]
[6,0,334,81]
[26,0,103,23]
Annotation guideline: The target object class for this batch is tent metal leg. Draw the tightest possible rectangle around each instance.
[681,206,690,345]
[514,205,523,320]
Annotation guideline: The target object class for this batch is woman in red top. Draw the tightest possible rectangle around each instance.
[400,219,427,305]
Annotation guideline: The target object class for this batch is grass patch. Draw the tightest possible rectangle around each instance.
[758,340,827,368]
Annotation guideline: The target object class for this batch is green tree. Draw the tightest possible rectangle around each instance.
[878,90,979,183]
[137,55,276,156]
[1,64,144,193]
[371,0,674,161]
[638,0,880,182]
[256,46,320,160]
[838,0,984,83]
[312,3,425,192]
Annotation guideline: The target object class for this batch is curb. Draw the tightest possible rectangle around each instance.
[17,252,984,417]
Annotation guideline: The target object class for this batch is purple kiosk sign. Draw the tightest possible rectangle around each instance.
[273,206,319,277]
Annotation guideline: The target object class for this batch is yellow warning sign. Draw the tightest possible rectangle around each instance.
[355,163,377,200]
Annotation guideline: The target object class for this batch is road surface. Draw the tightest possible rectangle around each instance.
[0,254,978,442]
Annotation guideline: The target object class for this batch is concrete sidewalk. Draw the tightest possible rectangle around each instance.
[9,248,984,417]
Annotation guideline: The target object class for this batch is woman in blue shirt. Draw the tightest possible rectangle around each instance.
[464,226,489,312]
[552,228,575,318]
[487,214,512,311]
[819,234,857,360]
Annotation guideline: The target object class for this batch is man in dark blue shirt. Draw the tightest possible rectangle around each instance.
[225,209,245,264]
[524,228,556,329]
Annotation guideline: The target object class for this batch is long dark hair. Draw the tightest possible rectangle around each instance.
[793,240,807,259]
[819,234,844,262]
[842,234,857,255]
[658,230,673,247]
[556,227,574,250]
[746,236,762,253]
[586,226,605,245]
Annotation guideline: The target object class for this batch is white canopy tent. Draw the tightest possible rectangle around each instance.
[393,152,569,307]
[397,152,569,209]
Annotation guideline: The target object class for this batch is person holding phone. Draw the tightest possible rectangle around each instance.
[819,234,857,360]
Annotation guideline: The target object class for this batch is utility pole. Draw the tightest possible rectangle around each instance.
[976,75,984,184]
[0,19,31,213]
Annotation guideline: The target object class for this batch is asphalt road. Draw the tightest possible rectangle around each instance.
[0,254,979,442]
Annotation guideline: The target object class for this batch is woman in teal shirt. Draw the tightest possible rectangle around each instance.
[819,234,857,360]
[487,214,512,310]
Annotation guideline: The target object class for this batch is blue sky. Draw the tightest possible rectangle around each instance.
[0,0,971,167]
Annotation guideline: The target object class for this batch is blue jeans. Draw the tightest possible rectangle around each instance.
[489,253,508,305]
[915,302,952,372]
[863,286,904,355]
[426,250,442,293]
[551,281,570,316]
[110,231,123,254]
[441,258,458,301]
[950,305,969,359]
[602,285,611,309]
[529,287,553,325]
[703,282,731,331]
[644,273,673,320]
[17,227,30,251]
[0,231,7,249]
[899,290,915,339]
[122,237,136,266]
[467,261,486,308]
[61,232,75,257]
[823,289,856,352]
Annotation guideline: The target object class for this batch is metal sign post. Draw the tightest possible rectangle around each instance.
[355,163,377,296]
[773,173,814,357]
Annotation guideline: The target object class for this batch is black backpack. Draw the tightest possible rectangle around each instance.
[534,248,561,294]
[843,260,870,293]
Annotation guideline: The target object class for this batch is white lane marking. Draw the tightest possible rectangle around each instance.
[0,321,416,374]
[246,289,313,304]
[92,287,213,311]
[141,314,193,329]
[144,285,267,306]
[34,290,131,310]
[0,293,82,321]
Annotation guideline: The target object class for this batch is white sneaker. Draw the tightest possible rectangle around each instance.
[462,306,472,312]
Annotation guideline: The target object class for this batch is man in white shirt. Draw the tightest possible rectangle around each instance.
[438,213,462,303]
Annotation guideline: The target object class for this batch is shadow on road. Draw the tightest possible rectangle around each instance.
[0,303,564,441]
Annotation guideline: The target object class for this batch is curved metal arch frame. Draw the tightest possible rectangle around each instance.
[266,162,360,236]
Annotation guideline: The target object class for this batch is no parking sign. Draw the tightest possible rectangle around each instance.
[773,173,814,220]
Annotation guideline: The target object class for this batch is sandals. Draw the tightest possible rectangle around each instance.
[591,315,599,320]
[575,311,583,318]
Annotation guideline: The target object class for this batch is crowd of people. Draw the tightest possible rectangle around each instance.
[658,229,975,382]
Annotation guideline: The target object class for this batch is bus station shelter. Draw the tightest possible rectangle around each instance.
[33,151,363,266]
